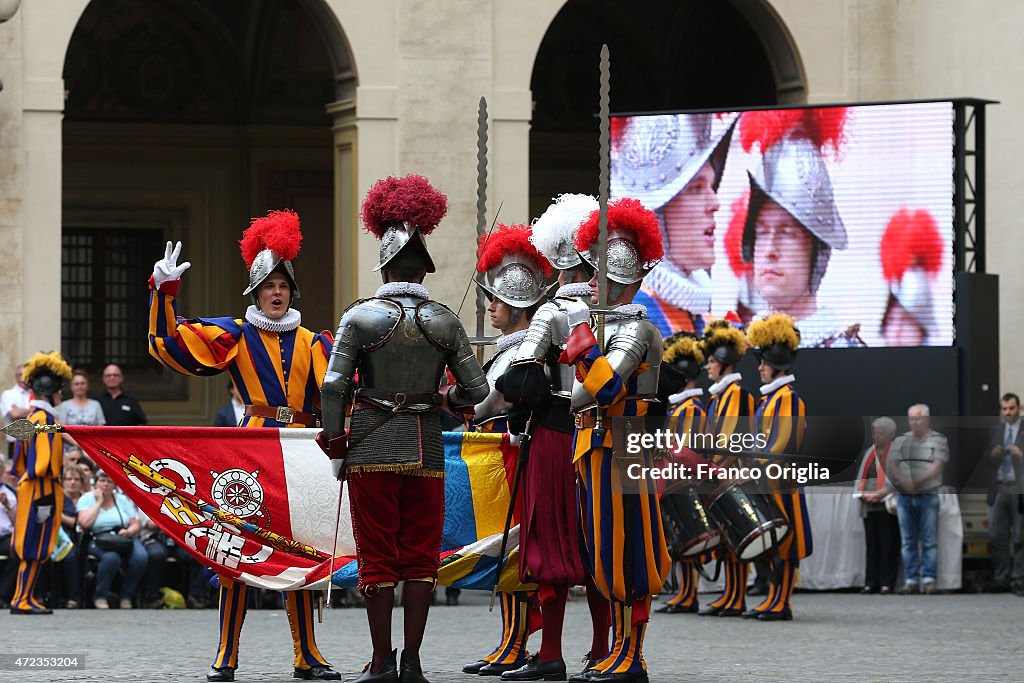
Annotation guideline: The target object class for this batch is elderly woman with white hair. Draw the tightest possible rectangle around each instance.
[853,417,902,594]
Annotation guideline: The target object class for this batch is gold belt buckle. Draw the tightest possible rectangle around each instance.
[574,414,584,429]
[276,406,294,424]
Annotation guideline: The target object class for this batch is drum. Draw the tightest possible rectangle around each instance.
[706,480,789,560]
[660,484,720,559]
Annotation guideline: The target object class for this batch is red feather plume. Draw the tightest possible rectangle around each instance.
[880,208,945,283]
[476,224,553,277]
[739,107,848,155]
[610,117,628,152]
[360,174,448,238]
[725,190,752,277]
[575,197,664,263]
[240,209,302,268]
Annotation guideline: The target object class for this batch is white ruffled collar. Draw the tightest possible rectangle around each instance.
[29,399,59,419]
[668,387,704,405]
[607,303,647,320]
[708,372,743,396]
[376,282,430,299]
[245,306,302,333]
[556,283,593,299]
[760,374,795,395]
[644,261,712,313]
[496,329,529,353]
[789,307,848,347]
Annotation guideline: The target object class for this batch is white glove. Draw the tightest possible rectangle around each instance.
[331,460,346,481]
[563,299,592,329]
[152,241,191,290]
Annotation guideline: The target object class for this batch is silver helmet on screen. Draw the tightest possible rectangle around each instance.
[610,113,736,211]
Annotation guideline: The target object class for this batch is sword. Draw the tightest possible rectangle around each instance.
[490,414,532,610]
[473,96,490,364]
[324,478,344,616]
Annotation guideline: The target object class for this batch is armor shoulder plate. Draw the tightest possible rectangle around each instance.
[514,301,567,364]
[414,300,465,353]
[341,297,405,351]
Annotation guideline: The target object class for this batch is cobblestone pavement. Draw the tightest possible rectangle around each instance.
[2,591,1022,682]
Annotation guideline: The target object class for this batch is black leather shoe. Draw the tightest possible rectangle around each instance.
[294,665,342,680]
[697,605,723,616]
[588,672,649,683]
[464,660,491,674]
[501,654,566,681]
[656,602,697,614]
[9,606,53,615]
[714,607,743,617]
[740,608,762,619]
[354,649,399,683]
[757,609,793,622]
[479,658,529,676]
[207,667,235,682]
[567,655,600,682]
[399,649,430,683]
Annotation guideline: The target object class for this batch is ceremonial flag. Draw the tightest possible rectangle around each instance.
[66,426,530,591]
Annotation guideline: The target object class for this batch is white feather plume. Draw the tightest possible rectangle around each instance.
[530,193,598,262]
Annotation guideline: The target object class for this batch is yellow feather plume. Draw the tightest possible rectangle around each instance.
[746,314,801,351]
[22,351,73,384]
[702,319,748,357]
[663,334,705,366]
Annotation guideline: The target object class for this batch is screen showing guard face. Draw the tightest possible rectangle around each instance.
[611,102,954,348]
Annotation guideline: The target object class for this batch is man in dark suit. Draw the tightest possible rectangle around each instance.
[985,392,1024,594]
[213,383,243,427]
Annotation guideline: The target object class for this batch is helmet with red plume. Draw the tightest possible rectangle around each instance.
[475,224,552,308]
[361,174,448,275]
[575,197,664,285]
[240,209,303,301]
[880,208,945,339]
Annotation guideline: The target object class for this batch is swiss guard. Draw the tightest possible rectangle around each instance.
[8,352,72,615]
[147,211,339,682]
[498,194,613,682]
[461,222,550,678]
[320,174,488,683]
[698,320,756,617]
[561,197,670,683]
[745,314,812,621]
[655,332,707,615]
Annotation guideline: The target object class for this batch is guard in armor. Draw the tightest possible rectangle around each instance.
[147,211,340,682]
[734,108,864,347]
[698,320,756,617]
[744,314,812,621]
[879,208,945,346]
[319,174,488,683]
[459,222,550,679]
[654,333,707,615]
[612,114,735,338]
[498,194,612,682]
[559,197,670,683]
[8,352,72,615]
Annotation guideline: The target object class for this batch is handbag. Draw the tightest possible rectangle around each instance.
[93,496,133,552]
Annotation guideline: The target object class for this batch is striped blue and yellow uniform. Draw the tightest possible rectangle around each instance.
[10,405,64,611]
[704,378,755,613]
[662,393,705,611]
[566,324,670,677]
[751,378,811,617]
[148,284,333,672]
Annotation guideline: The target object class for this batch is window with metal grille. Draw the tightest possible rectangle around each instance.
[62,228,165,376]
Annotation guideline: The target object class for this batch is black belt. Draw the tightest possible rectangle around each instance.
[355,387,442,413]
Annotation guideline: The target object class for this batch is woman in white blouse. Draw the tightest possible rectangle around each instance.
[57,369,106,453]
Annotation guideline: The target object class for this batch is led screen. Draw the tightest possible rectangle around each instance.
[610,102,954,347]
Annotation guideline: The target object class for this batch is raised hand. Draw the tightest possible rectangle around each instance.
[152,241,192,289]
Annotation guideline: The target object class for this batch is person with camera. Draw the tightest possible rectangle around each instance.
[76,471,147,609]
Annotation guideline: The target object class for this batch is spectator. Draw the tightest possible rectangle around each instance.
[76,471,147,609]
[888,404,948,594]
[854,417,901,594]
[60,464,89,608]
[213,382,244,427]
[96,364,147,427]
[0,364,32,456]
[63,448,95,484]
[137,510,209,609]
[0,459,17,607]
[984,392,1024,595]
[57,370,106,454]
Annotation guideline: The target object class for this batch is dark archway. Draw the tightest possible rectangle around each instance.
[61,0,353,422]
[529,0,805,217]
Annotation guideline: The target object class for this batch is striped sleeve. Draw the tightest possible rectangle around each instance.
[148,283,243,377]
[559,324,628,408]
[763,389,805,454]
